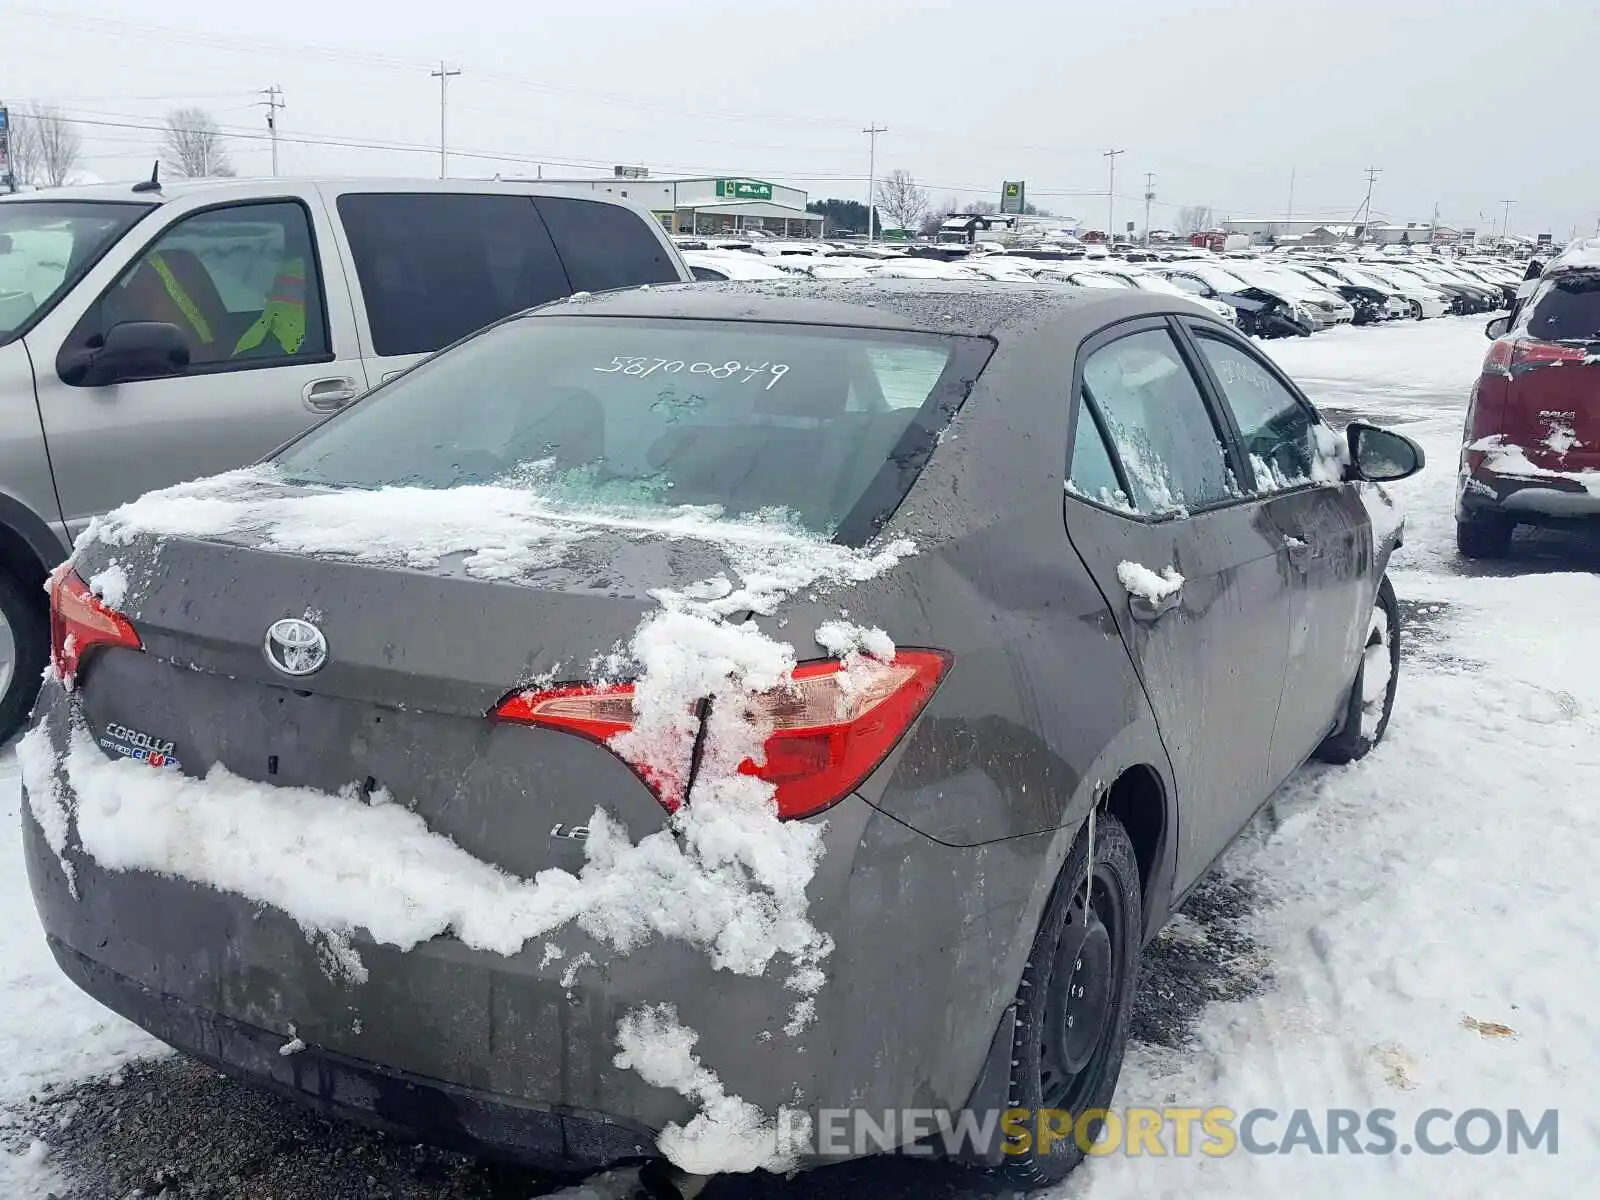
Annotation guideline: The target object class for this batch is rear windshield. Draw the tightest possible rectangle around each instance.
[1517,270,1600,343]
[276,316,992,542]
[0,201,152,341]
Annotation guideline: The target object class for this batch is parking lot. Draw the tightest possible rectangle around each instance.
[1,315,1593,1199]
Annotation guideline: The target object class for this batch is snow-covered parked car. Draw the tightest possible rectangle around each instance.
[682,250,790,281]
[1458,244,1600,556]
[21,280,1424,1189]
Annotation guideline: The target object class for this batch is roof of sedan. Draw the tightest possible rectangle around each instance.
[530,278,1204,338]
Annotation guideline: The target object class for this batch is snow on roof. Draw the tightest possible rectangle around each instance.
[1548,237,1600,272]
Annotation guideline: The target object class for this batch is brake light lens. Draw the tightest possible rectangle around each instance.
[49,566,142,685]
[1482,337,1515,377]
[493,649,951,820]
[1484,336,1591,377]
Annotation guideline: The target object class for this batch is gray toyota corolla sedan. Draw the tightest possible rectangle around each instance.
[20,280,1422,1188]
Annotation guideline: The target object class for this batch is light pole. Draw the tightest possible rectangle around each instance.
[1143,172,1156,245]
[863,122,887,241]
[1103,148,1125,239]
[432,62,461,180]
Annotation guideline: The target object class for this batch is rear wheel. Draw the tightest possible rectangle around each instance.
[990,814,1141,1188]
[0,567,50,744]
[1315,577,1399,766]
[1456,515,1514,559]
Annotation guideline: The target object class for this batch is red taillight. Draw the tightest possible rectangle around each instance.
[1482,337,1515,377]
[1486,337,1591,378]
[493,649,951,820]
[49,567,142,685]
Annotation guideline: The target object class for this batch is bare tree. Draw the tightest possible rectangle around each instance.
[875,169,927,234]
[161,108,235,178]
[966,199,1000,216]
[920,199,959,237]
[6,104,84,188]
[1175,205,1215,234]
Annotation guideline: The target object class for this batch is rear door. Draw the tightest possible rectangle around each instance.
[1181,321,1372,784]
[28,190,367,535]
[1502,270,1600,475]
[1063,318,1291,890]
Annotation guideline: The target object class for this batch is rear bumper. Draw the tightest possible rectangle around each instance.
[21,688,1043,1171]
[1457,465,1600,524]
[47,938,657,1170]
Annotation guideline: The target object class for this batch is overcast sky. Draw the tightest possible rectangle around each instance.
[5,0,1595,237]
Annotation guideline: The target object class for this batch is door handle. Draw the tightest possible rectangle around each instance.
[1128,587,1183,624]
[1284,536,1322,569]
[302,376,360,413]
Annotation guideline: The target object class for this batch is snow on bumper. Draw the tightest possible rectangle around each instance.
[18,689,1020,1170]
[1459,437,1600,520]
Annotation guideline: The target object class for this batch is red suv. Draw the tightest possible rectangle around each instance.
[1458,251,1600,557]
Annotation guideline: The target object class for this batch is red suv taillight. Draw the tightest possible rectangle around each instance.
[1483,336,1590,377]
[49,567,142,685]
[493,649,951,820]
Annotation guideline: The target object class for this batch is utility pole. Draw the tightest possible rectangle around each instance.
[1285,166,1296,228]
[1500,199,1515,242]
[862,122,887,242]
[432,62,461,180]
[1103,148,1125,238]
[258,85,285,176]
[1143,172,1156,245]
[1355,166,1381,240]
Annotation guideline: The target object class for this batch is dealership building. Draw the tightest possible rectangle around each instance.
[532,174,824,237]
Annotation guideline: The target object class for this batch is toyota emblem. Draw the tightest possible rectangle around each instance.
[264,618,328,677]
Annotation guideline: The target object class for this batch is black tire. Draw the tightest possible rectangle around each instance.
[1456,515,1513,560]
[1315,576,1400,766]
[989,813,1142,1189]
[0,566,50,744]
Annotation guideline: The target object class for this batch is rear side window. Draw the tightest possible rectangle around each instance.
[1067,400,1131,510]
[1081,328,1235,514]
[337,193,571,357]
[275,317,992,542]
[534,195,679,294]
[1517,271,1600,343]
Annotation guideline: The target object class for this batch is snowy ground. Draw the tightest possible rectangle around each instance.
[2,316,1597,1197]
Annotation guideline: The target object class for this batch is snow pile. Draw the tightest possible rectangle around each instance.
[1116,561,1184,603]
[615,1005,810,1174]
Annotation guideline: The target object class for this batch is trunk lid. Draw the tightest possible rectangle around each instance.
[70,509,751,879]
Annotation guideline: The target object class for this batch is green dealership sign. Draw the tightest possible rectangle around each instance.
[715,178,774,201]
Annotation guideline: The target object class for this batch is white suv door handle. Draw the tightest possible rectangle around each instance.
[302,376,360,413]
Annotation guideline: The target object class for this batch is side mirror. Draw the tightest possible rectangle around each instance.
[1485,316,1510,339]
[1347,423,1425,483]
[59,321,190,387]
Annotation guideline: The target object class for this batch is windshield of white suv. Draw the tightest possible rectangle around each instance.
[0,201,153,341]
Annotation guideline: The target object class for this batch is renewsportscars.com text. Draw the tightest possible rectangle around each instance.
[777,1106,1560,1159]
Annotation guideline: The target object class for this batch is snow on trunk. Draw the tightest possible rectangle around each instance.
[35,471,919,1175]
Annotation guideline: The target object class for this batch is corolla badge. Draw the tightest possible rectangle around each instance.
[264,618,328,676]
